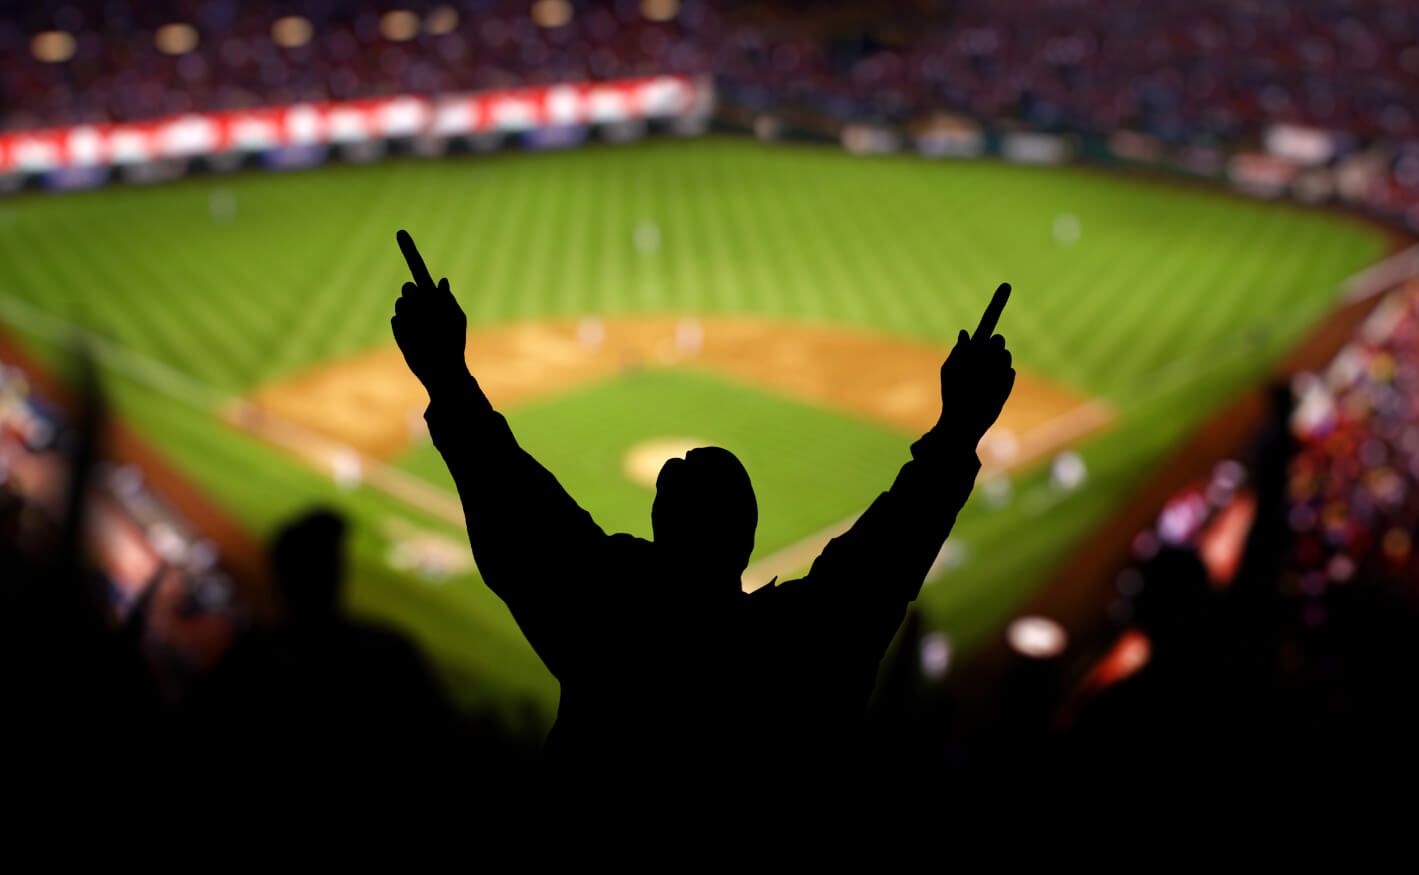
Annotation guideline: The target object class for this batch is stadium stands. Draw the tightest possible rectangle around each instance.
[5,1,1414,139]
[0,1,711,129]
[1,2,1416,224]
[1288,278,1419,587]
[0,353,241,695]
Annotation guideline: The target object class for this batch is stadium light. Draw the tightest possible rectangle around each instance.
[1006,616,1068,659]
[155,23,199,55]
[271,16,313,48]
[531,0,573,28]
[426,5,460,36]
[641,0,680,22]
[380,10,420,42]
[31,31,76,63]
[919,632,952,680]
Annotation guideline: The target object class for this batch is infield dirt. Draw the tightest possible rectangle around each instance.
[239,314,1110,471]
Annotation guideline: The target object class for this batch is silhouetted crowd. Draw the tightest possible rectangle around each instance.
[6,282,1419,814]
[864,284,1419,795]
[1,354,538,811]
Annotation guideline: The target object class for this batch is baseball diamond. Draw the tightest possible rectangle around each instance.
[0,136,1388,721]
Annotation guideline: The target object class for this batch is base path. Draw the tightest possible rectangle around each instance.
[243,314,1112,469]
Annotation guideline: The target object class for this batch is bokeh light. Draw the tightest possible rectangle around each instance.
[155,23,199,56]
[31,31,76,63]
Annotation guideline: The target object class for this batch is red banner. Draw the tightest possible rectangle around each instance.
[0,75,706,174]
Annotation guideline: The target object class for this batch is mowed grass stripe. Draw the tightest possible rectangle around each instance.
[316,163,465,363]
[690,146,745,318]
[888,162,1064,362]
[444,165,513,327]
[848,163,990,343]
[1090,208,1272,392]
[1110,208,1363,395]
[1005,185,1174,385]
[631,148,670,311]
[1001,176,1230,389]
[102,196,277,388]
[869,162,1000,341]
[326,161,475,354]
[314,167,436,360]
[263,164,411,375]
[4,203,176,358]
[753,151,819,319]
[549,159,598,317]
[659,144,711,312]
[903,162,1065,349]
[711,145,777,315]
[11,207,248,389]
[759,155,846,323]
[808,156,908,327]
[587,152,630,317]
[754,150,834,322]
[1048,198,1224,394]
[1136,208,1316,379]
[1017,186,1201,388]
[154,177,346,350]
[476,155,548,321]
[512,158,567,318]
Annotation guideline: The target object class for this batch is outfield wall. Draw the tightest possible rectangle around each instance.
[715,89,1419,234]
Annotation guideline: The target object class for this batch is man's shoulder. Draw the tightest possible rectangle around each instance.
[743,576,808,617]
[602,532,657,580]
[606,532,653,555]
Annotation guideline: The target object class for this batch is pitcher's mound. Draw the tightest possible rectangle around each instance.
[622,437,712,488]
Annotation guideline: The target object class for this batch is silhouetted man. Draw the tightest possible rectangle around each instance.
[392,230,1014,790]
[192,508,455,790]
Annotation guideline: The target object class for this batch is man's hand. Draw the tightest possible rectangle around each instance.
[392,229,469,396]
[936,283,1016,448]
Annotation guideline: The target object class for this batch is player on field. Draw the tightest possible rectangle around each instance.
[391,229,1015,795]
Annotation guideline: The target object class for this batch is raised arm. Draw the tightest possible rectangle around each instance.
[774,285,1017,638]
[391,231,606,668]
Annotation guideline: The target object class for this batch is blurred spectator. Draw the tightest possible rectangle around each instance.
[2,1,1415,144]
[0,1,715,131]
[189,508,463,791]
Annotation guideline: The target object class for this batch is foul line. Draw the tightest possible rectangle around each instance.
[1342,243,1419,303]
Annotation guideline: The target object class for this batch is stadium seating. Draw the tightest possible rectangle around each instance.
[3,2,1416,224]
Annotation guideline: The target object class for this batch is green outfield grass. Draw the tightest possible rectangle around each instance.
[0,136,1388,727]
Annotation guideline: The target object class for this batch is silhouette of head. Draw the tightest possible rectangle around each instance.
[1134,547,1210,645]
[652,446,757,583]
[271,508,347,623]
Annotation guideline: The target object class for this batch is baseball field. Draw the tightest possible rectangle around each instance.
[0,136,1388,724]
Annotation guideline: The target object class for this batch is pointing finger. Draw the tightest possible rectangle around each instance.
[397,229,435,291]
[973,282,1011,343]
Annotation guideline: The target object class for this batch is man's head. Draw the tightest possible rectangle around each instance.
[271,508,347,623]
[651,446,757,584]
